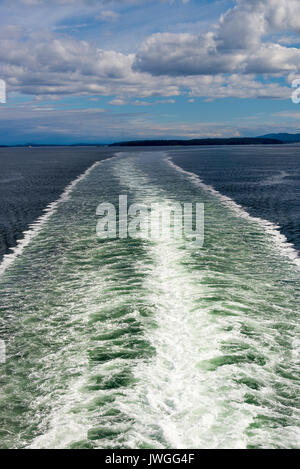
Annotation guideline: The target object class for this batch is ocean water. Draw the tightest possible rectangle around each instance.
[0,147,114,262]
[0,147,299,449]
[170,145,300,253]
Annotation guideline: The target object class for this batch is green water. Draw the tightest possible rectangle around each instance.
[0,151,299,449]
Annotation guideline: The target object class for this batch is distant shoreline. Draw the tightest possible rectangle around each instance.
[0,138,284,148]
[2,133,300,147]
[109,137,283,147]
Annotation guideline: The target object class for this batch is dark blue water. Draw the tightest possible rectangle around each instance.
[1,145,300,263]
[0,147,114,261]
[170,145,300,253]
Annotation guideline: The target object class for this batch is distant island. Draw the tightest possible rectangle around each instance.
[3,133,300,147]
[109,137,283,147]
[258,133,300,143]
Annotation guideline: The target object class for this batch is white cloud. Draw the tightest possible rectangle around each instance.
[134,0,300,78]
[109,98,127,105]
[98,10,120,22]
[2,102,300,144]
[0,32,186,99]
[159,99,175,103]
[0,104,270,143]
[132,98,175,105]
[0,0,299,105]
[271,111,300,118]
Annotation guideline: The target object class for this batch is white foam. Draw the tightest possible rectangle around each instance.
[0,155,118,277]
[262,170,290,186]
[111,153,300,449]
[15,152,300,449]
[112,155,254,448]
[122,235,253,448]
[166,156,300,269]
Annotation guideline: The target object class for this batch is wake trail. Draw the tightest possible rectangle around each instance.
[166,156,300,269]
[0,156,118,277]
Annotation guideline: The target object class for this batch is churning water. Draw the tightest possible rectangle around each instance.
[0,148,299,449]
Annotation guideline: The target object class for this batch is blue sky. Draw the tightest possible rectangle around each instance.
[1,0,300,144]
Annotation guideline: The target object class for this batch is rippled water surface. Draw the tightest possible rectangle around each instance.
[0,147,299,449]
[0,147,114,261]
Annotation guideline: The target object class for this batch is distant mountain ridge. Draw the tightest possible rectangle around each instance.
[258,133,300,143]
[109,137,283,147]
[3,134,300,147]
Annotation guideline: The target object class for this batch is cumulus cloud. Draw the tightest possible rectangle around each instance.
[1,30,291,102]
[0,33,182,98]
[0,0,298,105]
[134,0,300,78]
[134,32,244,76]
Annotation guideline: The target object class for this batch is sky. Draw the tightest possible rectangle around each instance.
[1,0,300,144]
